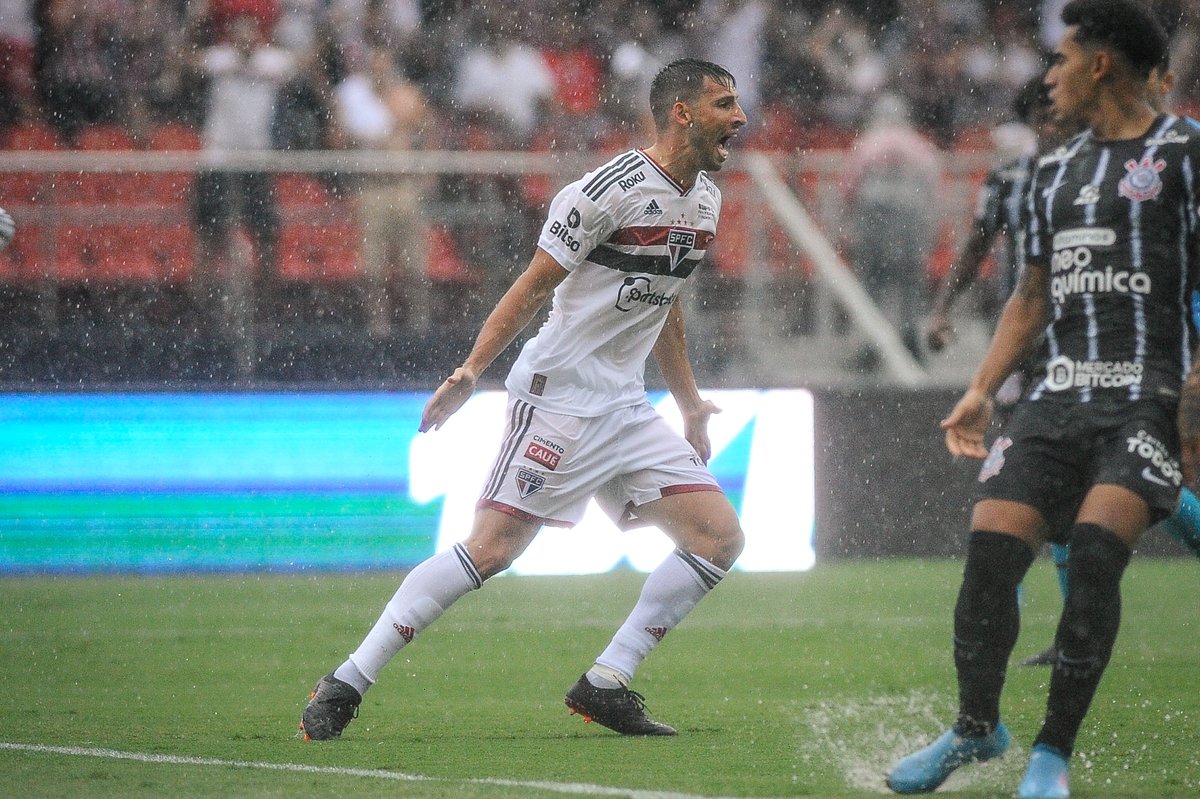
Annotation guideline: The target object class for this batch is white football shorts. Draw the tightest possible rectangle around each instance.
[476,396,722,528]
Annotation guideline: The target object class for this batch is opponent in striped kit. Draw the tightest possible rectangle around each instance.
[300,58,747,741]
[889,3,1200,797]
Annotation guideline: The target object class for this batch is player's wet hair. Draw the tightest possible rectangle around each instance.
[1061,0,1169,79]
[649,59,736,129]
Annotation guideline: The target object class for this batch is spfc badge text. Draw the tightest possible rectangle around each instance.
[515,468,545,498]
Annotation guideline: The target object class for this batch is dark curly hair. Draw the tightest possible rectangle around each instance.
[1061,0,1169,78]
[649,59,737,129]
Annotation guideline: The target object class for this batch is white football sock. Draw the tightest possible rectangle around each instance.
[334,543,482,695]
[593,549,725,683]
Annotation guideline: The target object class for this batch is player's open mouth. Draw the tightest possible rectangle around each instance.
[717,132,737,159]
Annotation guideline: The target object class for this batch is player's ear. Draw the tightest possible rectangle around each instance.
[1090,49,1114,83]
[671,101,691,129]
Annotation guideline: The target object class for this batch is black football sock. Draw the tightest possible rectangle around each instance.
[1035,523,1130,757]
[953,530,1035,737]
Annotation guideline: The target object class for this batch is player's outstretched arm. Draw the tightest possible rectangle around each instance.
[927,223,994,352]
[943,259,1049,458]
[652,301,719,462]
[419,249,567,432]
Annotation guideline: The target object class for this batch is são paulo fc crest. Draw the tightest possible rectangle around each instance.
[667,228,696,273]
[515,468,545,498]
[1118,156,1166,202]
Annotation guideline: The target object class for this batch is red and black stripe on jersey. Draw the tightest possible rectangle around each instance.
[584,226,715,278]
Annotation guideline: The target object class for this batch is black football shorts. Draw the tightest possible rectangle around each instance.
[975,396,1182,541]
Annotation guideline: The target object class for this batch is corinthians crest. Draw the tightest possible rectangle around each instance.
[1118,156,1166,202]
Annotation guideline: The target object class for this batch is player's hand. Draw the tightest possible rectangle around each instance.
[926,313,954,353]
[940,388,993,459]
[682,399,721,464]
[419,367,478,432]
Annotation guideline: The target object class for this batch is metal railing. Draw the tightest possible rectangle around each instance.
[0,148,994,389]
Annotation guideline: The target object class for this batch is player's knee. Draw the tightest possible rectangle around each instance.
[700,518,744,571]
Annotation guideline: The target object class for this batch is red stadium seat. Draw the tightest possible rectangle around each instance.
[278,220,360,282]
[1,121,63,151]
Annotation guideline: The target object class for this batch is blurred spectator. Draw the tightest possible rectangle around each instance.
[207,0,282,42]
[0,0,35,134]
[844,92,942,364]
[701,0,768,120]
[335,46,436,337]
[452,5,554,145]
[273,21,346,153]
[601,1,666,137]
[34,0,130,145]
[192,13,296,305]
[805,4,887,130]
[535,8,607,148]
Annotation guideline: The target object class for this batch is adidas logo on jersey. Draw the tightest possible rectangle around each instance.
[642,199,664,216]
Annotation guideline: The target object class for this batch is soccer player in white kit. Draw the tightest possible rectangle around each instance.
[301,58,748,739]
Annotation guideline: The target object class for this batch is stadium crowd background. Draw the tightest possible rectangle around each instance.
[0,0,1198,386]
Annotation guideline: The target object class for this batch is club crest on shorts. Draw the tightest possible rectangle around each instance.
[515,468,545,498]
[979,436,1012,482]
[1118,156,1166,202]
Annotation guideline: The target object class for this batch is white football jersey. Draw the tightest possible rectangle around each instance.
[506,149,722,416]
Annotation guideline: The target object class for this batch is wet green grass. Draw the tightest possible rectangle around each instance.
[1,558,1196,797]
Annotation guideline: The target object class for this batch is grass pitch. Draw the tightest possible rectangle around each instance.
[1,558,1196,798]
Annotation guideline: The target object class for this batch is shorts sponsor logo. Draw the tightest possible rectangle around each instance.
[1118,156,1166,202]
[1126,430,1183,488]
[1043,356,1143,391]
[615,275,677,312]
[524,441,561,470]
[979,436,1012,482]
[515,468,545,498]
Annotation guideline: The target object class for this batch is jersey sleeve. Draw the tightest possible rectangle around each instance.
[1023,162,1049,266]
[537,180,615,271]
[974,169,1004,239]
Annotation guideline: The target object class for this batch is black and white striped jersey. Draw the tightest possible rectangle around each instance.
[1025,114,1200,403]
[975,154,1036,299]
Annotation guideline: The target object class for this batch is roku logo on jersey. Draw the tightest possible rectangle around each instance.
[615,275,676,312]
[619,172,645,191]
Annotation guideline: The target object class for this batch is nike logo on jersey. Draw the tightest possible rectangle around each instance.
[1142,466,1172,487]
[1073,184,1100,205]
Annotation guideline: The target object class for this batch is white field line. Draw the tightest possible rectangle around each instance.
[0,741,752,799]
